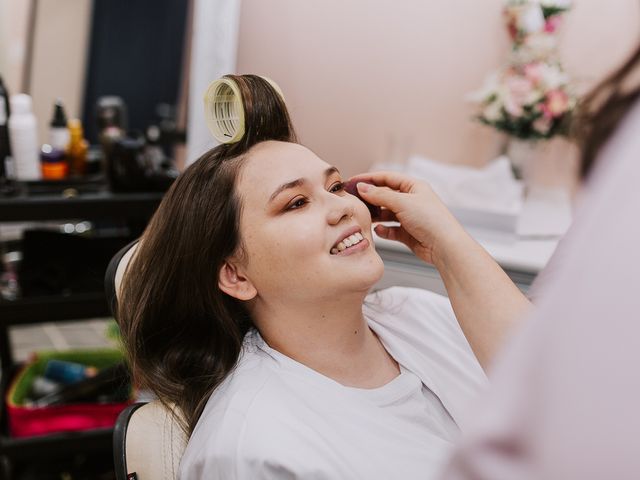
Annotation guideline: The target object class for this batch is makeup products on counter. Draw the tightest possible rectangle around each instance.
[66,119,88,176]
[34,362,129,407]
[96,96,127,155]
[40,144,67,179]
[8,94,41,180]
[44,359,98,385]
[49,99,70,151]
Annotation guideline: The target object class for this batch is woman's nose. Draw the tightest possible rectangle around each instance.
[327,194,355,225]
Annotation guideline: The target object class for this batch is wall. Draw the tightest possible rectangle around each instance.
[30,0,93,143]
[2,0,32,94]
[236,0,640,186]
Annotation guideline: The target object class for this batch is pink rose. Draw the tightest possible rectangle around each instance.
[543,90,569,118]
[503,73,535,117]
[544,15,562,33]
[524,63,544,84]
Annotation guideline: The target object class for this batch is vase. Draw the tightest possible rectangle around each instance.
[505,138,539,181]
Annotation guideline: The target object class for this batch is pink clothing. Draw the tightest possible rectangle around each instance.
[443,100,640,480]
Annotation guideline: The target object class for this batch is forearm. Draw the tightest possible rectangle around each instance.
[433,231,531,371]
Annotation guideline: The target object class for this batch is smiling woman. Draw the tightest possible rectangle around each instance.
[117,74,489,479]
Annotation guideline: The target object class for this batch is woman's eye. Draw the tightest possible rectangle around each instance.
[286,198,307,210]
[330,182,344,193]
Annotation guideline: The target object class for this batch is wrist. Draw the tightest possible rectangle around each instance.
[431,224,475,271]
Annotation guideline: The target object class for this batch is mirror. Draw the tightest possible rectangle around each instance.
[1,0,189,150]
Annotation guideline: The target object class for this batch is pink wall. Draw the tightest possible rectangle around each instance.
[236,0,640,185]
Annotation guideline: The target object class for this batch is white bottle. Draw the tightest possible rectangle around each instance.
[8,94,41,180]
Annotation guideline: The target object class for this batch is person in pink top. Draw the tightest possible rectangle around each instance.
[357,40,640,480]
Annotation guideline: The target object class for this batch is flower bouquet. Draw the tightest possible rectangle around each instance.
[473,60,575,140]
[471,0,576,178]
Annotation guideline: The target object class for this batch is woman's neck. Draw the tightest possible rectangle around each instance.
[253,292,399,388]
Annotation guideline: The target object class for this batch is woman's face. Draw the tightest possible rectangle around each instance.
[234,141,384,305]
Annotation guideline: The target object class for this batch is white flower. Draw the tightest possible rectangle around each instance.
[483,100,503,122]
[522,32,557,58]
[518,4,545,33]
[525,88,544,105]
[538,63,569,90]
[467,72,500,103]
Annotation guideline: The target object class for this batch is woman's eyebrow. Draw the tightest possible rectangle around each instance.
[268,166,340,203]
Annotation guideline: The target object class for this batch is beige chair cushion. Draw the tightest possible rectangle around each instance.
[115,245,188,478]
[115,242,139,302]
[125,401,188,480]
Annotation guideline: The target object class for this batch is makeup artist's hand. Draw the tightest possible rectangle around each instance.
[349,171,467,265]
[351,171,530,370]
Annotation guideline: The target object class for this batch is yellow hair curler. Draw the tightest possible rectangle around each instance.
[203,76,285,144]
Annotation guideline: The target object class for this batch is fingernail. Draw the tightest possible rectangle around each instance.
[357,182,370,193]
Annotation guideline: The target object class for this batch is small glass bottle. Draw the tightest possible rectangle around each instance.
[40,143,67,180]
[66,119,88,176]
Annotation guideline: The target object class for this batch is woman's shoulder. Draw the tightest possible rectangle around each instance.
[179,345,307,476]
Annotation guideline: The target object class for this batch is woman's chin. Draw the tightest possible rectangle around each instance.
[341,255,385,292]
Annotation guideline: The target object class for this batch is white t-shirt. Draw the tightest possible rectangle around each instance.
[179,287,487,479]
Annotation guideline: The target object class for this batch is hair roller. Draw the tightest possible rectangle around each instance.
[204,76,285,144]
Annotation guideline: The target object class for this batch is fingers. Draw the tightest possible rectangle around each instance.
[348,170,417,194]
[356,182,404,210]
[374,224,417,250]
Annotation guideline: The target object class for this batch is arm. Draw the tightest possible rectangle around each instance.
[352,172,530,370]
[432,228,530,370]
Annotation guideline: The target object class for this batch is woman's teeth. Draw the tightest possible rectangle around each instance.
[330,232,364,255]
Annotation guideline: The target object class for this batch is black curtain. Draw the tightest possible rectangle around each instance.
[81,0,188,143]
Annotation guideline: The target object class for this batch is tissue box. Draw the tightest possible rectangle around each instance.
[5,349,132,438]
[449,205,520,233]
[372,156,524,234]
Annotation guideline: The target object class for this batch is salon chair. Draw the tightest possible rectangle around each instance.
[106,242,188,480]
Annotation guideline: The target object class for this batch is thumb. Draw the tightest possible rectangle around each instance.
[356,182,400,210]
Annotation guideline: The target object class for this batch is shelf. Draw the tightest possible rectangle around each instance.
[0,190,164,222]
[0,364,116,463]
[0,428,113,461]
[0,292,110,326]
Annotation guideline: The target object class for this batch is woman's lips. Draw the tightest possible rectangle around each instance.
[331,237,370,256]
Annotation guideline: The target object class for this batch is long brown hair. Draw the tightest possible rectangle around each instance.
[575,41,640,178]
[118,74,297,434]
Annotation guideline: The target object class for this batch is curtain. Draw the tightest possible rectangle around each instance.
[186,0,242,165]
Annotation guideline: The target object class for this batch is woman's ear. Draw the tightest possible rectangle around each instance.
[218,261,257,301]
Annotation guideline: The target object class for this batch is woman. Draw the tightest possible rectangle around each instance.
[436,42,640,480]
[118,75,528,479]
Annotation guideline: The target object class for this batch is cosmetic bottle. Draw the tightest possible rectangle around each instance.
[0,250,21,300]
[40,144,67,179]
[66,119,88,176]
[96,96,126,155]
[34,362,129,407]
[43,359,98,385]
[49,99,70,151]
[30,376,63,399]
[8,94,41,180]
